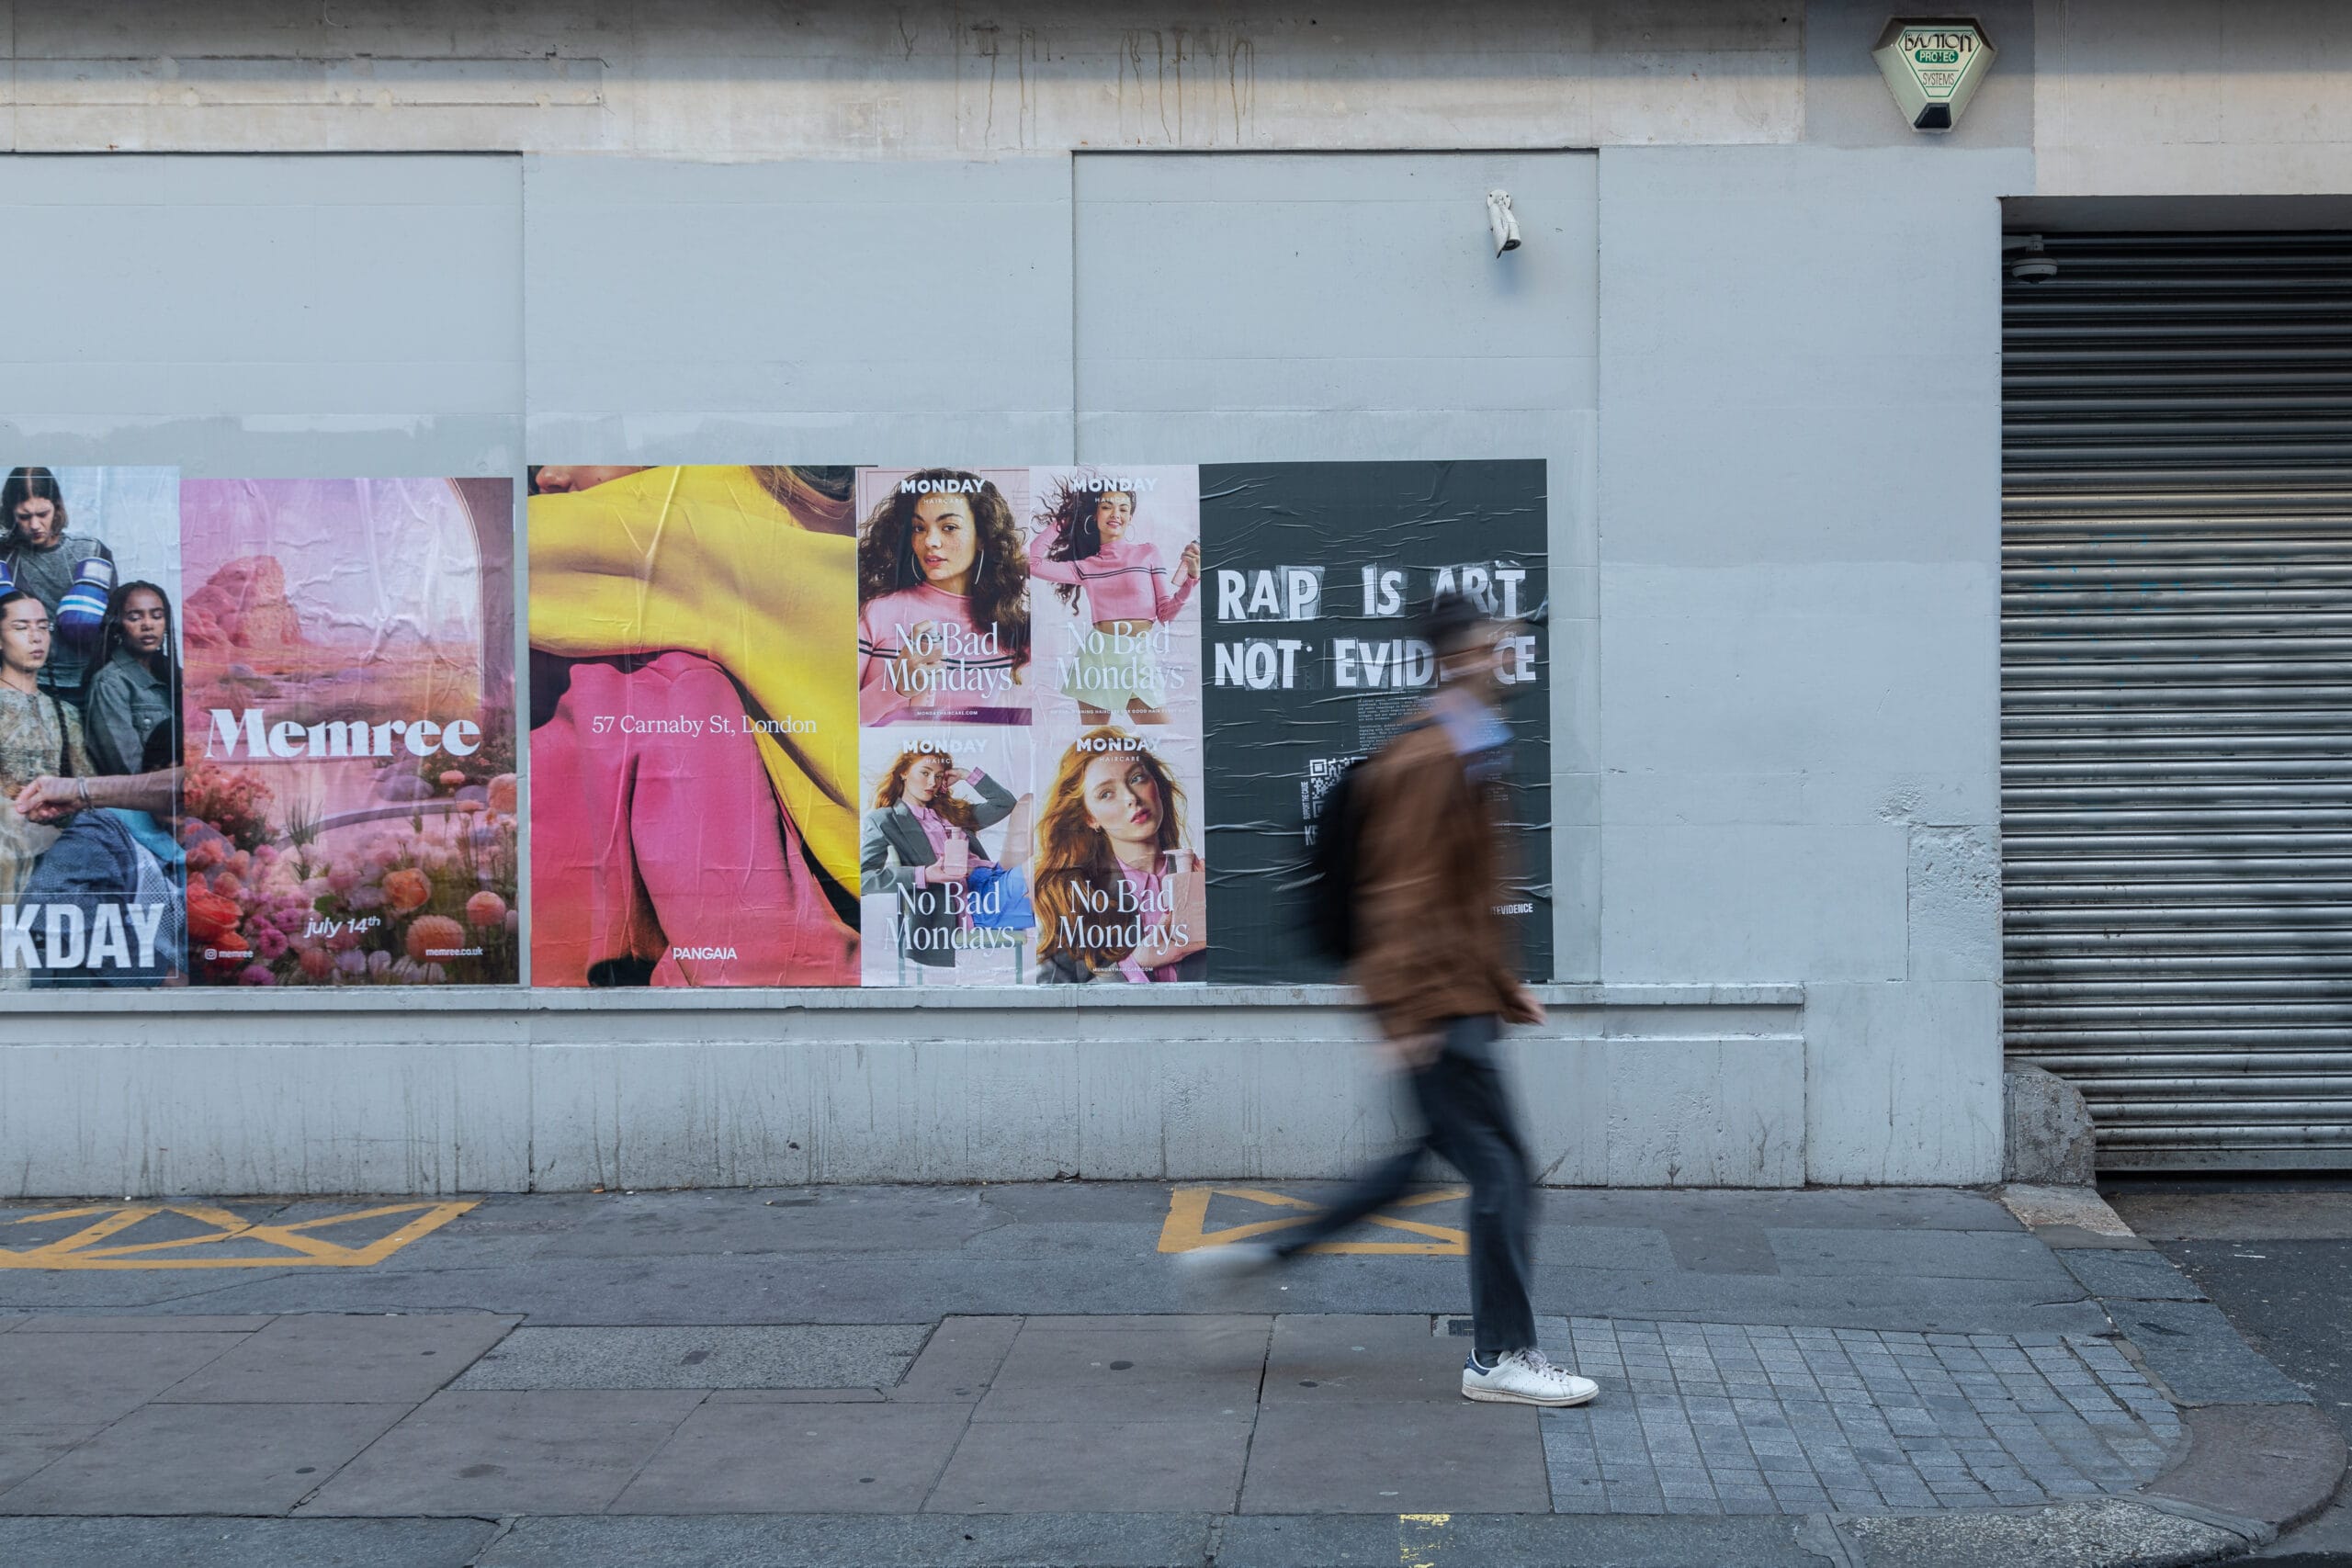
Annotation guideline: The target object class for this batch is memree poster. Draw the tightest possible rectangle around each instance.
[180,478,519,987]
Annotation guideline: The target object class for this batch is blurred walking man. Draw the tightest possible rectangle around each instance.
[1188,590,1596,1407]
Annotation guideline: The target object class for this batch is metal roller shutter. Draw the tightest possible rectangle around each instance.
[2002,231,2352,1170]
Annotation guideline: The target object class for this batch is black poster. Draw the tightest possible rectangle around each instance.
[1200,460,1552,985]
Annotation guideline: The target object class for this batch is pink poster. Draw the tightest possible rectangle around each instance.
[179,478,519,987]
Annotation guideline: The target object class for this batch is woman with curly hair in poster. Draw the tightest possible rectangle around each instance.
[856,469,1031,726]
[860,744,1020,973]
[1027,476,1200,726]
[1032,728,1205,984]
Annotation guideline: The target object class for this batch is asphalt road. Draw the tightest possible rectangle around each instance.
[2104,1176,2352,1566]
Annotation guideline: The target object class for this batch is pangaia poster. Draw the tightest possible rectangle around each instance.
[526,460,1542,989]
[528,466,862,987]
[179,478,520,987]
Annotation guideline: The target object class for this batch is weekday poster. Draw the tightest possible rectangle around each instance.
[180,478,519,987]
[1198,460,1551,985]
[1,466,184,987]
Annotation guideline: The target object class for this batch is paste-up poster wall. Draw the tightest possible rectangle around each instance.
[526,459,1544,990]
[1,470,516,990]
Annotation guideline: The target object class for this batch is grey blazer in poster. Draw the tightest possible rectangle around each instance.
[859,771,1017,966]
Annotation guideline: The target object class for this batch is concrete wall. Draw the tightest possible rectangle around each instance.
[0,1,1802,155]
[9,0,2346,198]
[2033,0,2352,196]
[0,987,1803,1195]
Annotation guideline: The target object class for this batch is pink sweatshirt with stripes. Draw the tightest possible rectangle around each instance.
[1027,527,1195,624]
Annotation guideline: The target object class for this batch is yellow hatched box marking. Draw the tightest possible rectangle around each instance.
[0,1201,477,1269]
[1158,1185,1469,1257]
[1400,1513,1453,1568]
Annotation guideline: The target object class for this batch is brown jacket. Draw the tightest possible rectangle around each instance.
[1349,714,1524,1037]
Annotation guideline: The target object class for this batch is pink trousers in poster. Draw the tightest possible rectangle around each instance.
[531,650,858,987]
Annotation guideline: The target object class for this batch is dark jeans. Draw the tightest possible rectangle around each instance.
[1276,1014,1537,1359]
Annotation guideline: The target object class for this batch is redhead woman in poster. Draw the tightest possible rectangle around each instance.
[528,465,860,987]
[860,745,1023,972]
[856,470,1031,726]
[1032,728,1205,984]
[1028,477,1199,725]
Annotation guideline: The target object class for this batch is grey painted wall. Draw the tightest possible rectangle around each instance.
[0,154,522,477]
[0,0,2333,1194]
[1597,142,2030,1183]
[523,156,1075,464]
[0,137,2033,1190]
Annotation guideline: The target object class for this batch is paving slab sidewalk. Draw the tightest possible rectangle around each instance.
[0,1181,2335,1567]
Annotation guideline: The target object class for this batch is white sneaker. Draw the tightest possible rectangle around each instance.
[1173,1241,1283,1286]
[1461,1348,1600,1406]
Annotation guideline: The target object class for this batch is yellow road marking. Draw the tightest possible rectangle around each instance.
[0,1201,477,1269]
[1400,1512,1451,1568]
[16,1205,156,1256]
[1157,1185,1469,1256]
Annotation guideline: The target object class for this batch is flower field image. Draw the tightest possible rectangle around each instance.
[180,761,520,986]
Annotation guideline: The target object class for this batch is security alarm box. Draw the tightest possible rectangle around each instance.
[1872,18,1996,132]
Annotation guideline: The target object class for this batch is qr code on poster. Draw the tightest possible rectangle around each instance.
[1300,753,1364,847]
